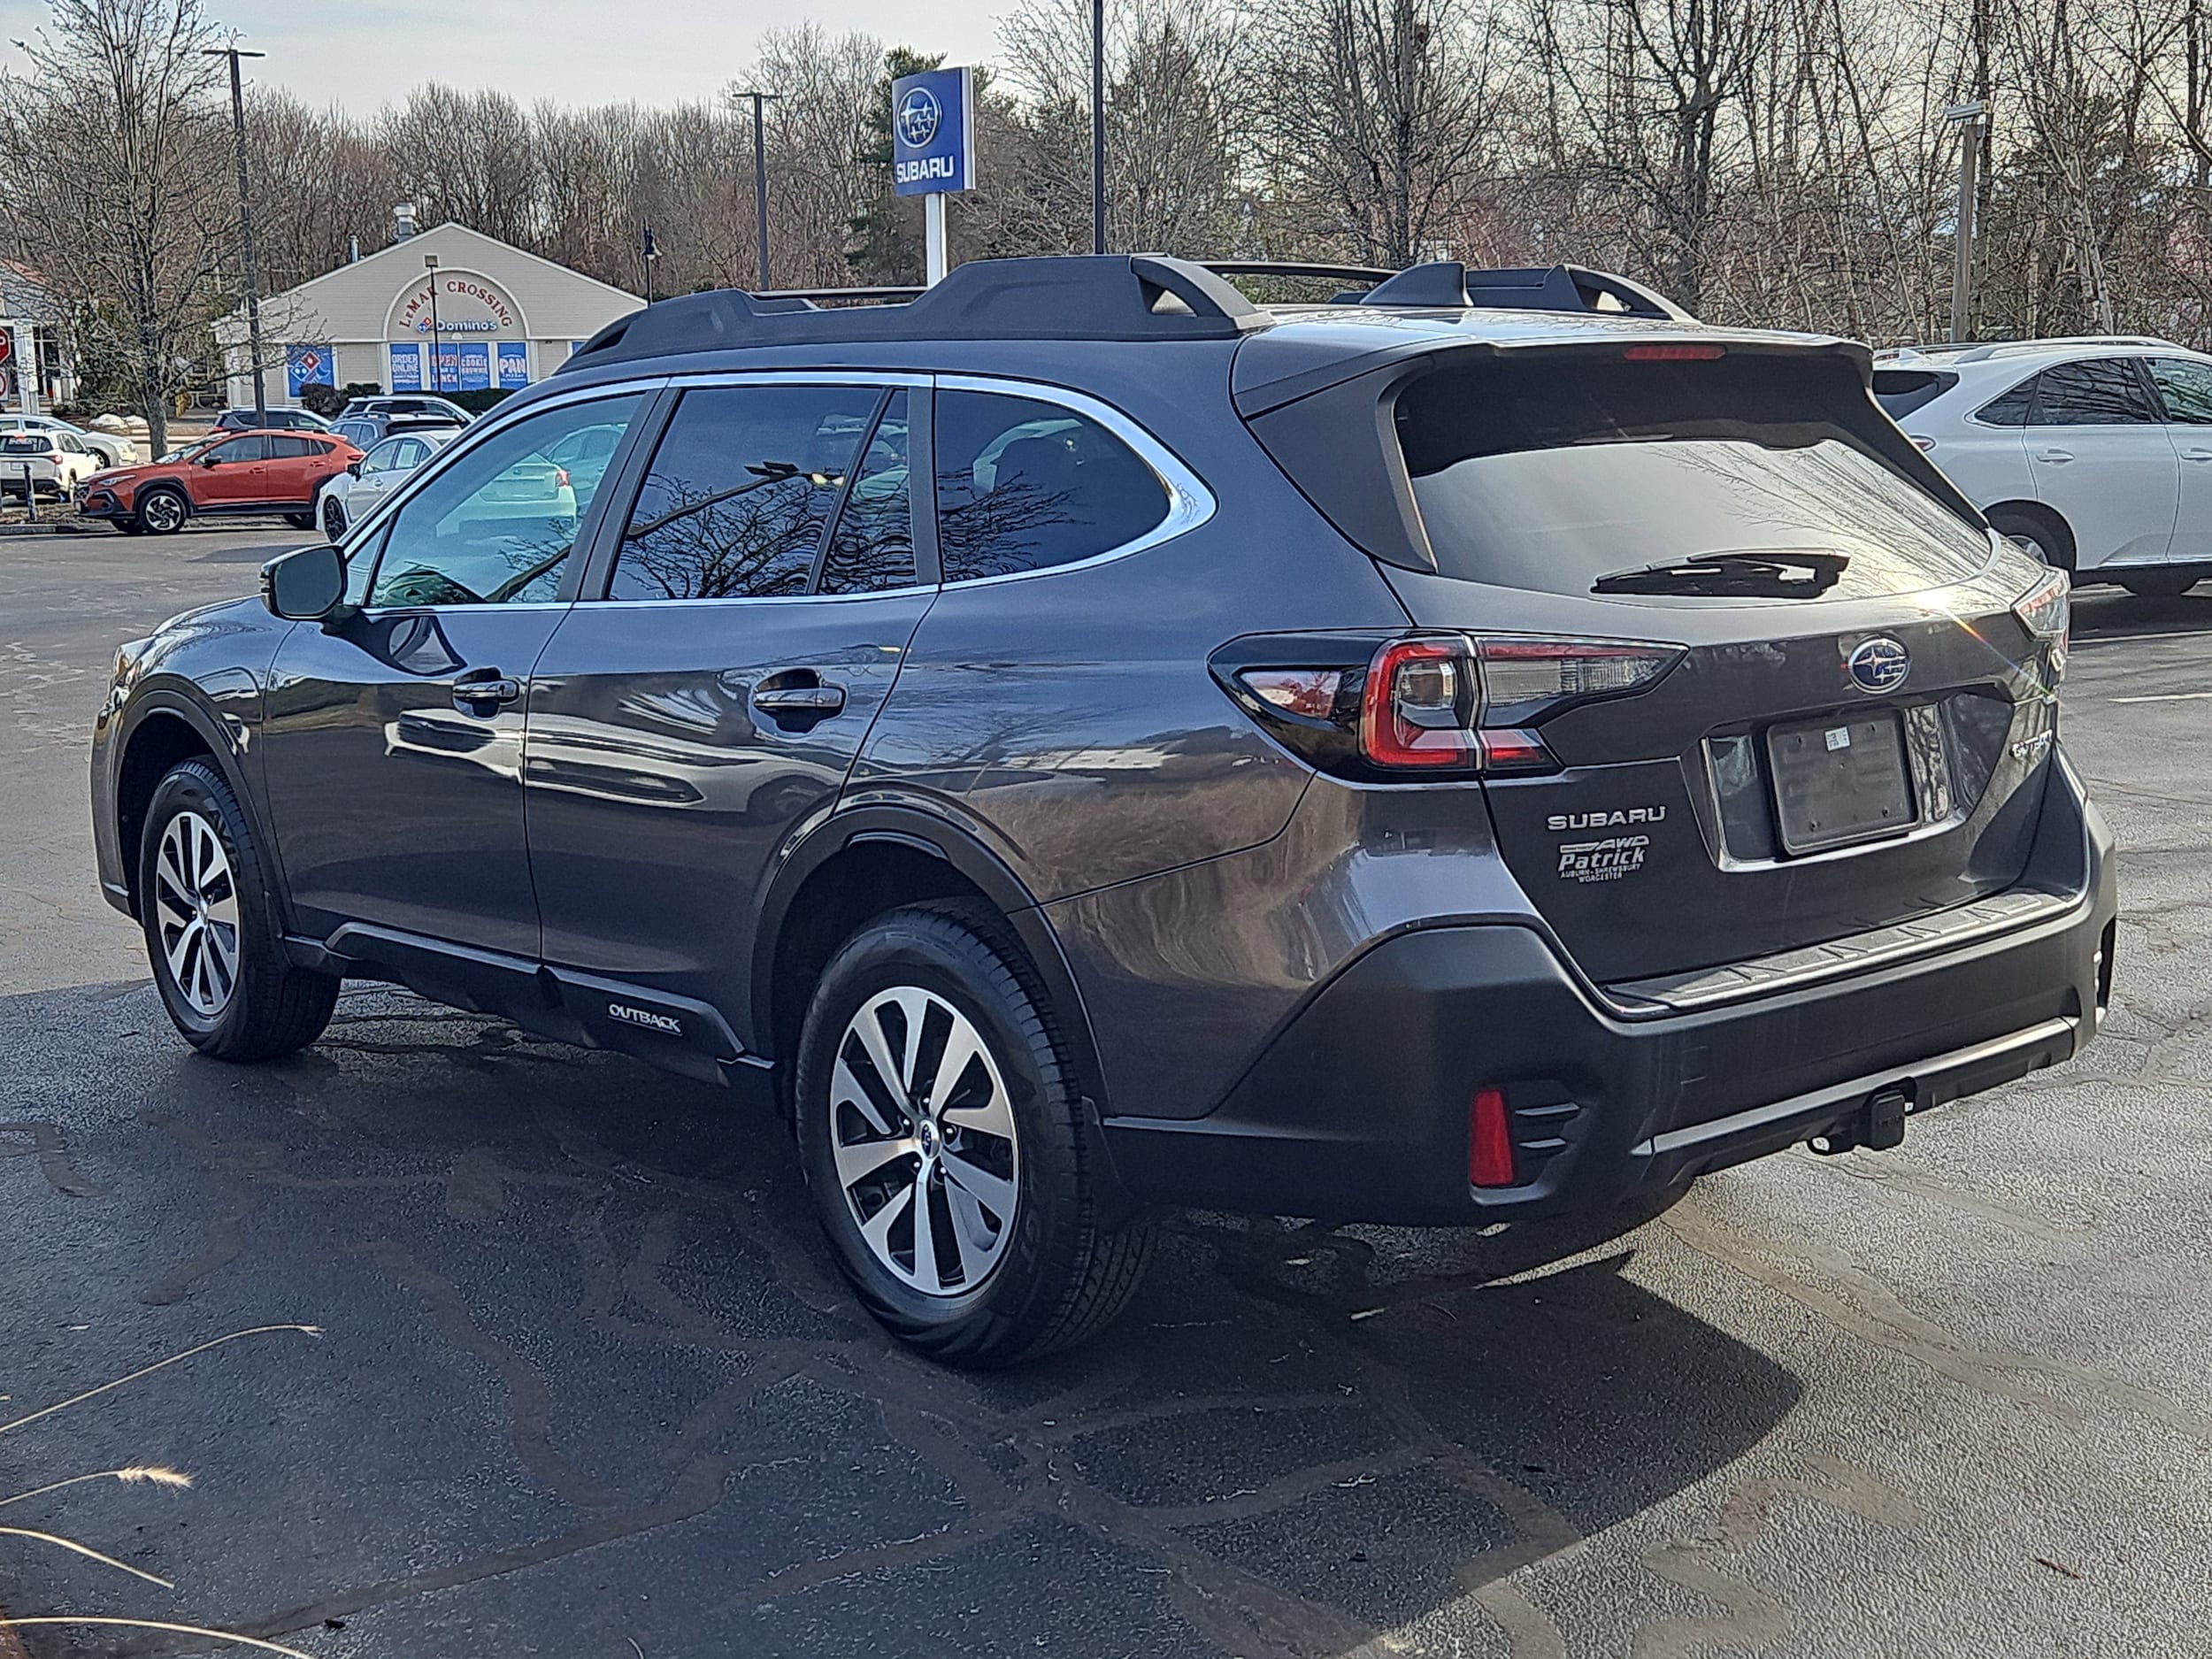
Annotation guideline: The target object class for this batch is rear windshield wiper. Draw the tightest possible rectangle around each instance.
[1591,550,1848,597]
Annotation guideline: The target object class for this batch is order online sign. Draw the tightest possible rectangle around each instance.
[892,67,975,197]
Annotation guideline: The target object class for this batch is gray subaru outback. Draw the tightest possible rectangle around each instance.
[91,256,2113,1364]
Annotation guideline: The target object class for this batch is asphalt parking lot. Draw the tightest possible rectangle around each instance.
[4,523,2210,1657]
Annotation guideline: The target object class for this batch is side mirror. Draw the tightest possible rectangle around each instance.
[263,543,348,622]
[346,460,362,477]
[199,455,221,466]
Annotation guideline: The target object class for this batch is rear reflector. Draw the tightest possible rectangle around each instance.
[1470,1087,1516,1187]
[1623,342,1725,362]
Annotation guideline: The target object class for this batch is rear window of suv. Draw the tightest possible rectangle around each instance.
[1394,353,1991,598]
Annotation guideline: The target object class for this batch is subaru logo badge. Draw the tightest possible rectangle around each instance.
[897,87,941,149]
[1847,636,1909,695]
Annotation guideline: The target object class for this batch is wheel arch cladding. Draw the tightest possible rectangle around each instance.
[116,709,223,919]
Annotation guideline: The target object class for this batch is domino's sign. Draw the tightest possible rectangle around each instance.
[892,67,974,196]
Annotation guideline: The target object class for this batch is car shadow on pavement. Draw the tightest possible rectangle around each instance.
[0,982,1800,1657]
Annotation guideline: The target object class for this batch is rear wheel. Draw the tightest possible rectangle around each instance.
[283,511,317,532]
[1985,504,2073,571]
[321,497,347,541]
[795,902,1152,1366]
[2119,570,2200,599]
[135,487,188,535]
[138,759,338,1061]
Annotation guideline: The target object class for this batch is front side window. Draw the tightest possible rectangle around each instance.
[2029,359,2158,425]
[360,439,404,476]
[609,383,882,602]
[367,394,642,609]
[208,436,267,465]
[2150,357,2212,425]
[934,391,1171,582]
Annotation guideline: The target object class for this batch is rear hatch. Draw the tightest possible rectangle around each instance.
[1245,336,2066,986]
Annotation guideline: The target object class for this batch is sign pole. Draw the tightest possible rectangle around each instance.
[19,324,38,418]
[926,194,948,287]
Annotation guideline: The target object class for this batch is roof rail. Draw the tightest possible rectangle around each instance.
[559,255,1264,371]
[1950,334,2178,363]
[1201,258,1691,319]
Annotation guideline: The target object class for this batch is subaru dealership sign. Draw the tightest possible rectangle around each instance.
[892,67,974,196]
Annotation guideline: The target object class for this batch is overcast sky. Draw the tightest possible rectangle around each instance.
[0,0,1005,112]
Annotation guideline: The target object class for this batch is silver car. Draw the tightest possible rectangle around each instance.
[312,427,457,540]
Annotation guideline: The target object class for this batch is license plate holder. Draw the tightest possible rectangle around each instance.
[1766,710,1916,855]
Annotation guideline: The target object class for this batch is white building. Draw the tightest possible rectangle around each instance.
[219,218,641,410]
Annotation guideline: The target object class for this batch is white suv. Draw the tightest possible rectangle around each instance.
[1874,336,2212,597]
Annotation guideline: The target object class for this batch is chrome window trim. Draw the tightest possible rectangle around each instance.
[931,372,1215,588]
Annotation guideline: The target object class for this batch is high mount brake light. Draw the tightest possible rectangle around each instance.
[1218,632,1684,780]
[1623,342,1725,362]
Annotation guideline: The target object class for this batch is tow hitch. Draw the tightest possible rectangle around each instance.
[1809,1085,1913,1156]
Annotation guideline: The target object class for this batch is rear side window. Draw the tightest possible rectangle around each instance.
[933,391,1170,582]
[1394,354,1990,599]
[2149,357,2212,424]
[2027,359,2158,425]
[269,436,313,458]
[610,384,881,601]
[1871,368,1957,419]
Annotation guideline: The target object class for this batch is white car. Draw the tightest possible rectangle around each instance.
[313,426,457,540]
[0,414,136,470]
[1875,335,2212,597]
[0,429,102,499]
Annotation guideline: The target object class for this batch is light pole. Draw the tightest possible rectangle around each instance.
[1946,101,1986,344]
[1090,0,1107,254]
[205,42,269,424]
[733,90,781,290]
[424,253,443,394]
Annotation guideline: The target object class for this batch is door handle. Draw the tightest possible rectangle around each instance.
[2037,449,2075,464]
[752,670,847,719]
[451,672,521,712]
[2185,449,2212,463]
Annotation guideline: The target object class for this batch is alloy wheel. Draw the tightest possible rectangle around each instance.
[154,810,241,1018]
[141,491,184,533]
[830,987,1020,1296]
[323,498,346,539]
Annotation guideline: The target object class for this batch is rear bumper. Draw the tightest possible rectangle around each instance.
[1101,761,2116,1225]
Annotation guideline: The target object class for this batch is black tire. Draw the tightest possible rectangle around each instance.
[795,902,1152,1366]
[283,511,317,532]
[116,520,145,535]
[321,497,347,541]
[2119,570,2200,599]
[1986,504,2074,571]
[135,487,188,535]
[138,759,338,1062]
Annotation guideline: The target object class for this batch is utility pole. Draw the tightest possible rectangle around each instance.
[1946,101,1986,343]
[1090,0,1107,254]
[424,253,443,393]
[733,91,781,290]
[206,42,269,424]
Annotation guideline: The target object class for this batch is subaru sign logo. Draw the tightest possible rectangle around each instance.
[1847,636,1910,695]
[897,87,940,150]
[891,67,975,196]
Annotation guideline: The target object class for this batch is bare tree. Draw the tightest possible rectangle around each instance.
[0,0,235,449]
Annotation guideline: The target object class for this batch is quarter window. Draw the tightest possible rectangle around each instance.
[2149,358,2212,425]
[366,394,642,609]
[1976,379,2035,426]
[933,390,1171,582]
[2028,359,2158,425]
[610,384,882,601]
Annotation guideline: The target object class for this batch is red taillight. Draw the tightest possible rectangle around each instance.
[1470,1088,1516,1187]
[1360,638,1473,769]
[1623,342,1725,362]
[553,466,572,490]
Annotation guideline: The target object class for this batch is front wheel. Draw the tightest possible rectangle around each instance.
[795,902,1152,1366]
[135,487,188,535]
[139,759,339,1061]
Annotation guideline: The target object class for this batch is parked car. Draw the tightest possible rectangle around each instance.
[0,414,137,469]
[329,411,465,452]
[1874,335,2212,596]
[213,407,333,434]
[91,256,2112,1364]
[0,429,103,498]
[79,429,363,534]
[336,394,474,426]
[313,426,458,539]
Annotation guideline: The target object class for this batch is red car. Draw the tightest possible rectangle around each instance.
[80,429,365,535]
